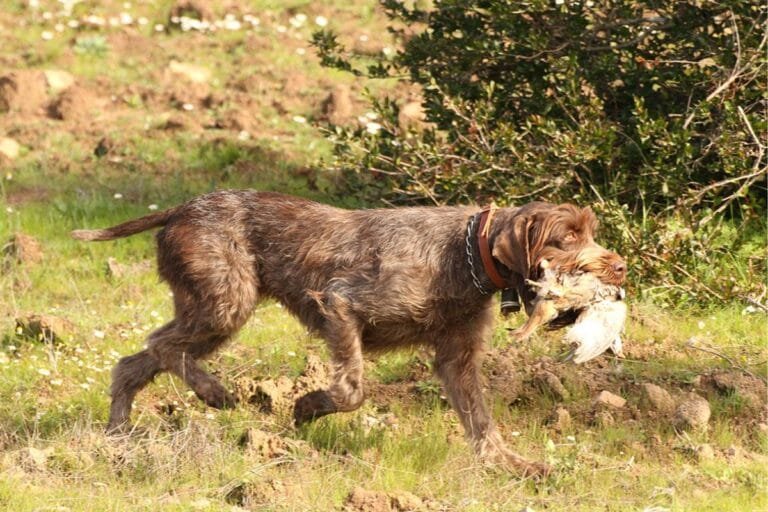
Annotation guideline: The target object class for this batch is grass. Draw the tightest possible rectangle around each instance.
[1,1,767,511]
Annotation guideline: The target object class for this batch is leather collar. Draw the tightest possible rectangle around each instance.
[476,206,509,290]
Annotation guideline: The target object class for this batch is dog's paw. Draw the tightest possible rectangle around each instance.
[200,388,238,410]
[293,390,335,426]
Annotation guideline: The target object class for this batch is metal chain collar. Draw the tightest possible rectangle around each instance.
[465,213,490,295]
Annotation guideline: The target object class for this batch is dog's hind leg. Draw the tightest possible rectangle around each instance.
[148,327,237,410]
[108,348,162,433]
[294,291,365,425]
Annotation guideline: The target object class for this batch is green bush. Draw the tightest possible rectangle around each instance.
[314,0,766,306]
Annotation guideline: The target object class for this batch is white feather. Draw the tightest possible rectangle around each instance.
[563,300,627,364]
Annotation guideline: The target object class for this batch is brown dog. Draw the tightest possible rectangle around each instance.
[72,191,626,476]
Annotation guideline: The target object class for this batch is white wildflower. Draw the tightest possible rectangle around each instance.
[314,16,328,27]
[113,192,123,199]
[365,122,382,135]
[292,115,307,124]
[41,30,53,40]
[93,330,105,339]
[38,368,51,376]
[148,204,158,210]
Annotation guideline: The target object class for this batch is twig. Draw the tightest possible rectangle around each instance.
[685,338,759,380]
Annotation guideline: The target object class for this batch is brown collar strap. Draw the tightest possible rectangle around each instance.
[476,206,509,290]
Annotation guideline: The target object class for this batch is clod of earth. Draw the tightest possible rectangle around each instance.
[15,314,74,344]
[4,233,43,264]
[640,383,675,415]
[674,392,711,431]
[344,487,440,512]
[548,406,572,433]
[533,370,570,401]
[105,257,152,279]
[696,443,715,461]
[240,428,289,459]
[47,85,101,122]
[225,478,299,509]
[320,84,355,125]
[0,71,47,114]
[0,137,20,160]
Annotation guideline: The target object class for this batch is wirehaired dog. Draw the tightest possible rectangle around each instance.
[72,191,626,476]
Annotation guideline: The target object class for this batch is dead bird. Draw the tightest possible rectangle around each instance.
[562,298,626,363]
[509,262,624,341]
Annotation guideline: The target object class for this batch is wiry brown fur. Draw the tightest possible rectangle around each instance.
[72,190,625,477]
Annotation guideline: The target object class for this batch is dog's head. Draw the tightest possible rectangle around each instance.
[491,202,626,285]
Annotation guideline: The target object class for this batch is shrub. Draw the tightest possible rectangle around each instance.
[314,0,766,306]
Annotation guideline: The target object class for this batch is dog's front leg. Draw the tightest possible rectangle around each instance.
[295,292,365,425]
[435,333,551,477]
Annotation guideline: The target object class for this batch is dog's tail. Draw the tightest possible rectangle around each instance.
[71,206,179,241]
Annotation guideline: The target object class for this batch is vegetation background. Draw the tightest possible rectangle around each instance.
[0,1,765,511]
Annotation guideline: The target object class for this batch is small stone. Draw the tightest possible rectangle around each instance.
[758,423,768,434]
[168,60,211,84]
[0,137,20,159]
[641,383,675,414]
[724,445,742,460]
[696,443,715,461]
[674,393,711,431]
[593,390,626,409]
[534,371,570,401]
[43,69,75,93]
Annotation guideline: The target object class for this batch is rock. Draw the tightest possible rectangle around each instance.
[674,393,711,431]
[593,390,626,409]
[168,60,211,84]
[696,443,715,461]
[533,371,570,401]
[641,383,675,414]
[4,233,43,264]
[320,84,354,125]
[548,406,572,432]
[0,137,20,160]
[15,313,75,344]
[43,69,75,93]
[0,71,47,114]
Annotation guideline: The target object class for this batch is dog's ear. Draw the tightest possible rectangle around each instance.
[492,214,532,278]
